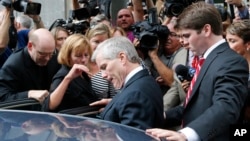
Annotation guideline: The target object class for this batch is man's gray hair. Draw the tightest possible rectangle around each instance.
[15,15,32,29]
[91,36,140,63]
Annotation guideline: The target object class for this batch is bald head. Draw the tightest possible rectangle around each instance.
[28,28,56,66]
[29,28,55,51]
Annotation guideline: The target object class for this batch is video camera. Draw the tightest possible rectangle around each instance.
[49,18,90,35]
[0,0,41,15]
[70,0,100,20]
[131,7,169,51]
[164,0,197,17]
[49,0,97,35]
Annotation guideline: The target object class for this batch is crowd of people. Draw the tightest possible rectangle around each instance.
[0,0,250,140]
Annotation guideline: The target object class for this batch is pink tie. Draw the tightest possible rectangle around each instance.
[184,57,205,107]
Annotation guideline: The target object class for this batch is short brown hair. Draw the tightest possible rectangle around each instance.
[175,1,223,35]
[226,20,250,44]
[58,34,92,67]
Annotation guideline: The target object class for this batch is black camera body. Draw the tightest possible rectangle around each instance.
[131,8,169,50]
[0,0,41,15]
[49,0,94,34]
[164,0,196,17]
[49,19,90,35]
[71,0,100,20]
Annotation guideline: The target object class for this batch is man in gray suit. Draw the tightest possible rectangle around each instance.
[146,2,249,141]
[90,36,164,130]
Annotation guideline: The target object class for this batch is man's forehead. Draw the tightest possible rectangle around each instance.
[96,53,104,62]
[117,9,131,16]
[96,53,108,68]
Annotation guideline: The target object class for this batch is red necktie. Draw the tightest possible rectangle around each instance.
[184,57,205,107]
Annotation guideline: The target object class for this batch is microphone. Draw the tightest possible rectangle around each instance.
[174,64,195,82]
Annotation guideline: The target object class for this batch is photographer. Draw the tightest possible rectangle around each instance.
[0,0,44,67]
[0,7,12,68]
[145,17,188,103]
[0,7,10,54]
[49,0,95,35]
[121,0,155,43]
[72,0,111,19]
[132,3,183,95]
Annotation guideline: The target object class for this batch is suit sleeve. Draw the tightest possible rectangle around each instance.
[164,105,184,128]
[188,56,249,140]
[0,63,28,101]
[116,91,156,130]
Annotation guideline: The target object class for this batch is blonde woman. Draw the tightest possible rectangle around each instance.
[85,23,117,99]
[42,34,97,112]
[50,26,69,51]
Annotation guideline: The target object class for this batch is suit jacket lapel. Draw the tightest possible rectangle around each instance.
[187,42,229,107]
[123,69,149,89]
[100,69,149,118]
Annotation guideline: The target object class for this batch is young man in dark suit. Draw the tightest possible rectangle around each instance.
[146,2,249,141]
[90,36,164,130]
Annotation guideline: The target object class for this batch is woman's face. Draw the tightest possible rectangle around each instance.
[55,30,68,51]
[89,34,109,51]
[70,50,90,66]
[226,33,246,56]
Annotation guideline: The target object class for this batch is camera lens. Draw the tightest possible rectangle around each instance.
[140,33,158,49]
[170,4,184,16]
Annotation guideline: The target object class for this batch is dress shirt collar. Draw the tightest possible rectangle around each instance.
[124,66,143,85]
[203,39,226,59]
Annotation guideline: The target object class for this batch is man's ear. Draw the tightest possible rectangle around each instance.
[246,41,250,51]
[118,52,126,65]
[203,24,212,36]
[27,42,33,51]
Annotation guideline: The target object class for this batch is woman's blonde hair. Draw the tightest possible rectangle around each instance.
[58,34,92,67]
[50,26,69,40]
[85,23,111,39]
[111,26,126,37]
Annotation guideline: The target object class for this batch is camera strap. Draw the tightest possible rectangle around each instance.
[226,2,235,20]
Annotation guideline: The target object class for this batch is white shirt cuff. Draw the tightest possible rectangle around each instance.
[179,127,200,141]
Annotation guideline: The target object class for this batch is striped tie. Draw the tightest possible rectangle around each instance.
[184,57,205,107]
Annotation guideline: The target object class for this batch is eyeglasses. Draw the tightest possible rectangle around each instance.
[32,43,56,57]
[37,50,56,57]
[169,32,179,38]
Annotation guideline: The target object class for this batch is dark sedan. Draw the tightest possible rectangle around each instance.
[0,109,160,141]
